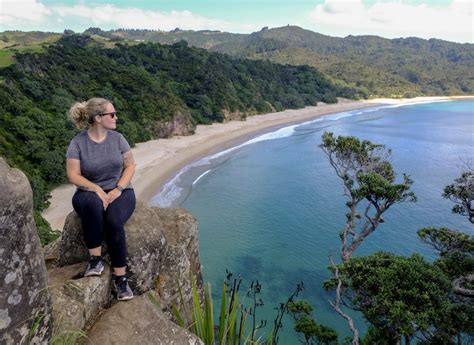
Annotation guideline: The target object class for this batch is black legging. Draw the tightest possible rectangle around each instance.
[72,189,136,268]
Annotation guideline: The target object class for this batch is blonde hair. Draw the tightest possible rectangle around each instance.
[68,97,111,129]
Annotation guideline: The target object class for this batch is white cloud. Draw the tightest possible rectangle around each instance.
[52,4,233,31]
[0,1,471,43]
[0,1,258,33]
[308,0,473,43]
[0,0,51,25]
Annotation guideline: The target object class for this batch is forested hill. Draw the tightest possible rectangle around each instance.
[112,26,474,97]
[0,34,361,240]
[2,27,472,97]
[110,27,245,49]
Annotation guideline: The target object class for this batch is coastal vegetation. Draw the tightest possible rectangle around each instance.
[107,26,474,97]
[169,134,473,344]
[316,134,473,344]
[319,132,417,342]
[173,271,306,345]
[2,26,472,97]
[0,33,361,242]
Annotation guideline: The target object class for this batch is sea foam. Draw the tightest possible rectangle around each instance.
[151,123,300,207]
[150,103,417,207]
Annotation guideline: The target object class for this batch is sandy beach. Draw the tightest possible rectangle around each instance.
[42,96,472,231]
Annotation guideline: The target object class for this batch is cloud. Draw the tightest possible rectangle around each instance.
[52,4,235,31]
[0,1,258,33]
[0,0,470,43]
[0,0,51,25]
[308,0,473,43]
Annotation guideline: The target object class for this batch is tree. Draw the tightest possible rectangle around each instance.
[326,252,451,344]
[418,227,474,258]
[317,138,473,344]
[424,168,474,344]
[319,132,416,262]
[319,132,416,344]
[416,228,474,343]
[417,168,474,344]
[288,301,338,345]
[443,169,474,224]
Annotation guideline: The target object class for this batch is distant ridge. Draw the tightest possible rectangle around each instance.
[1,26,472,97]
[112,25,474,97]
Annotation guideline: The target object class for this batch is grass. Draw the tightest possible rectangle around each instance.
[50,312,88,345]
[0,50,15,67]
[0,31,144,67]
[50,330,88,345]
[27,312,87,345]
[0,45,48,67]
[0,31,60,67]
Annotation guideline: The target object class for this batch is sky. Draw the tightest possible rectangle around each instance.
[0,0,472,43]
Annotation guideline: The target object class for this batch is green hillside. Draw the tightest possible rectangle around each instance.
[111,28,245,49]
[0,33,361,241]
[0,31,62,67]
[2,27,472,97]
[213,26,474,97]
[113,25,474,97]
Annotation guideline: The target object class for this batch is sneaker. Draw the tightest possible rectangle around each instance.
[84,256,104,277]
[114,275,134,301]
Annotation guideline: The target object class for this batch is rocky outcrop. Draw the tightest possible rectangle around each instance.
[155,108,195,138]
[48,262,112,334]
[222,109,248,122]
[0,157,52,344]
[151,208,202,311]
[1,156,204,344]
[47,204,203,340]
[55,204,202,312]
[87,292,203,345]
[56,211,89,267]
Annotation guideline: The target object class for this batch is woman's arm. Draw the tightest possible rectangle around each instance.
[66,158,109,209]
[107,151,136,204]
[116,151,136,189]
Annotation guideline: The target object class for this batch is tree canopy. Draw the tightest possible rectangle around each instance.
[0,34,362,243]
[332,252,451,343]
[316,134,472,344]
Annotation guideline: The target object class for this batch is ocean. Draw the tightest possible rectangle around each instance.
[151,100,474,343]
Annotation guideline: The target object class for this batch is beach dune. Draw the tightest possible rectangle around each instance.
[42,96,470,231]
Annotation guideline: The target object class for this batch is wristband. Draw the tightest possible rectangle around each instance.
[116,185,125,192]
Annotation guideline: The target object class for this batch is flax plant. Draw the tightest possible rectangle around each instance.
[173,273,269,345]
[172,272,305,344]
[189,274,249,345]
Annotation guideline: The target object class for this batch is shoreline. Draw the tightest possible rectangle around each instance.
[42,96,473,231]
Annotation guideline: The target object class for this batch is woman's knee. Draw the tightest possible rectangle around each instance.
[73,191,103,215]
[107,192,136,222]
[117,189,136,209]
[105,217,126,233]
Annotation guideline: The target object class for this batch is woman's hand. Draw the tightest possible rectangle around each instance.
[95,188,110,210]
[107,188,122,205]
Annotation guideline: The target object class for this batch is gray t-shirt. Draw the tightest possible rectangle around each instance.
[66,130,132,191]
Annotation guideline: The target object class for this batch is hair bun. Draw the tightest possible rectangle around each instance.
[68,98,111,129]
[69,101,89,129]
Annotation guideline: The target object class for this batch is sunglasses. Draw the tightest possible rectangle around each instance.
[98,111,117,119]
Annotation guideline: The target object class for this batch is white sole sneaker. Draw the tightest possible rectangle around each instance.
[84,264,104,277]
[117,294,134,301]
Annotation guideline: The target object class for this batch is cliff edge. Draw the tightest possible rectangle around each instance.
[1,157,204,344]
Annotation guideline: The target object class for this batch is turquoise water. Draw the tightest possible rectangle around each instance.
[152,100,474,343]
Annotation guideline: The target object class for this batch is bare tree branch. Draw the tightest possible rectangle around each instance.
[329,254,359,345]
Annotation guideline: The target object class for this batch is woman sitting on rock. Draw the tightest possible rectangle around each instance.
[66,97,136,301]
